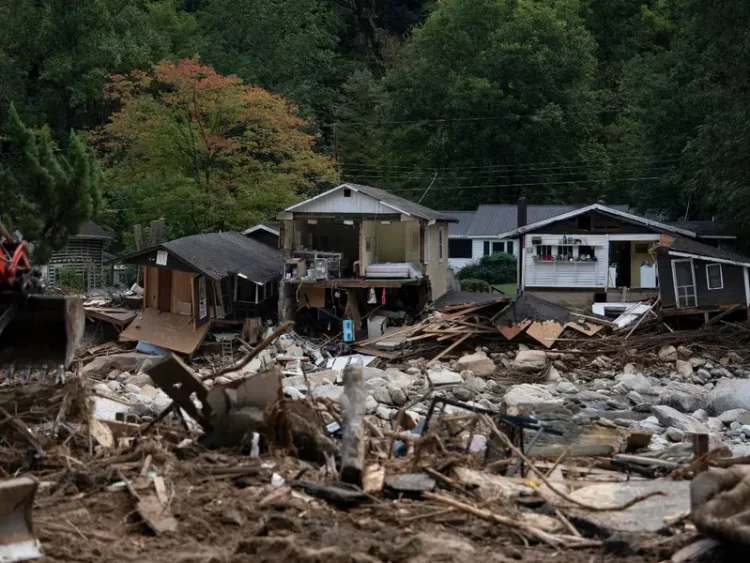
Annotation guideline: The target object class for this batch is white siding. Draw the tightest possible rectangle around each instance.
[290,189,397,215]
[523,234,610,289]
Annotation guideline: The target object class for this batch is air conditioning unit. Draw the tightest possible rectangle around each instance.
[531,236,542,245]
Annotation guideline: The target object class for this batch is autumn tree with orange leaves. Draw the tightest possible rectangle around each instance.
[98,58,335,237]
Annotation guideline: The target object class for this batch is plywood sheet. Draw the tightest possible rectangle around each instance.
[497,319,532,340]
[525,320,566,348]
[144,266,159,310]
[120,308,210,355]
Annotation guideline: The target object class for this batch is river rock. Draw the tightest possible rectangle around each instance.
[546,365,563,383]
[675,360,694,378]
[388,386,408,406]
[613,373,653,395]
[427,368,463,386]
[466,377,488,394]
[106,380,123,393]
[503,384,564,414]
[512,350,547,371]
[556,381,578,394]
[457,352,496,377]
[718,408,748,424]
[453,386,476,402]
[658,345,678,361]
[666,427,684,442]
[692,409,709,423]
[707,379,750,415]
[124,373,155,388]
[652,405,709,433]
[365,395,378,413]
[371,386,393,405]
[313,385,345,402]
[658,382,708,413]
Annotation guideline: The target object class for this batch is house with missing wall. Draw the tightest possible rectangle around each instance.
[444,201,630,271]
[492,203,750,315]
[116,231,284,355]
[276,183,456,335]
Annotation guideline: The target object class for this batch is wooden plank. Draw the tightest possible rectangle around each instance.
[171,270,194,314]
[497,319,532,340]
[525,321,566,348]
[565,321,604,337]
[428,333,473,365]
[120,308,210,355]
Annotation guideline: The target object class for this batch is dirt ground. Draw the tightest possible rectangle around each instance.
[31,443,694,563]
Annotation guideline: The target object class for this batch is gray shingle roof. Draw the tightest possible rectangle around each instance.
[343,183,457,222]
[659,236,750,266]
[442,204,630,237]
[443,211,476,237]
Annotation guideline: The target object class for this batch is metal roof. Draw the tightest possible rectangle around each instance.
[242,223,280,236]
[667,220,736,238]
[443,211,476,237]
[163,232,284,283]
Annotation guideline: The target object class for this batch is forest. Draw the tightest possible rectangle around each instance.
[1,0,748,254]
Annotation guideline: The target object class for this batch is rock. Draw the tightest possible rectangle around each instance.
[140,384,158,398]
[312,385,345,402]
[81,353,154,377]
[707,380,750,415]
[385,369,416,391]
[456,352,495,377]
[627,391,644,405]
[651,405,709,434]
[388,386,408,406]
[666,427,684,442]
[364,395,378,414]
[405,367,421,376]
[677,346,693,358]
[578,390,610,402]
[376,406,395,421]
[107,369,121,381]
[452,386,476,402]
[93,383,111,395]
[503,384,564,414]
[512,350,547,371]
[706,417,724,432]
[124,383,142,394]
[692,409,709,423]
[545,365,563,383]
[648,433,670,452]
[718,409,748,424]
[466,378,488,394]
[742,426,750,439]
[675,360,694,378]
[152,395,172,413]
[556,381,578,394]
[106,381,122,393]
[124,373,154,388]
[371,386,393,405]
[658,345,678,362]
[623,363,636,374]
[658,382,708,413]
[518,344,530,352]
[613,373,653,395]
[731,421,742,431]
[427,368,462,386]
[689,358,707,368]
[693,369,711,384]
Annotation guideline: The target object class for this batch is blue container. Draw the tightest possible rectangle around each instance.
[342,319,355,342]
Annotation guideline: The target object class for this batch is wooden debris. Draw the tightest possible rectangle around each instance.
[340,362,366,486]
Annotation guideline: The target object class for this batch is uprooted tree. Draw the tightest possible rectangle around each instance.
[0,104,102,262]
[98,58,337,238]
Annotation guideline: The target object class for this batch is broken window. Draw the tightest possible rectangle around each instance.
[449,239,472,258]
[706,263,723,290]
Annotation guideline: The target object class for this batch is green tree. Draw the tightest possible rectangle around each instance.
[0,105,102,261]
[360,0,601,209]
[98,59,336,239]
[0,0,200,134]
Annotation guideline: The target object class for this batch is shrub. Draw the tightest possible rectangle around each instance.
[56,267,85,291]
[460,279,492,293]
[458,252,516,285]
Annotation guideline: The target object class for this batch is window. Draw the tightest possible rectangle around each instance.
[559,245,574,258]
[536,245,553,259]
[506,241,514,255]
[449,239,472,259]
[343,188,352,197]
[579,245,596,259]
[483,241,490,256]
[577,216,592,231]
[673,259,697,307]
[706,264,723,290]
[492,241,505,254]
[438,227,444,262]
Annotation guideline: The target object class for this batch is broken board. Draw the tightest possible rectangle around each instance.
[525,320,566,348]
[120,308,210,355]
[147,353,210,429]
[497,319,532,340]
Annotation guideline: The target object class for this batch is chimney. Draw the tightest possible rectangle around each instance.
[517,196,528,228]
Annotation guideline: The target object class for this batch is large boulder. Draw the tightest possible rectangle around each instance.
[652,405,709,434]
[512,350,547,371]
[707,380,750,416]
[503,384,564,414]
[456,352,496,377]
[612,373,653,395]
[658,382,709,413]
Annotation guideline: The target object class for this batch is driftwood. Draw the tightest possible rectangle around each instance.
[339,362,366,486]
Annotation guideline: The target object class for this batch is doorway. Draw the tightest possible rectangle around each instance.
[609,241,631,288]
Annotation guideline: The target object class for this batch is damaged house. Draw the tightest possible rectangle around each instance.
[116,232,284,355]
[276,183,456,337]
[495,202,749,315]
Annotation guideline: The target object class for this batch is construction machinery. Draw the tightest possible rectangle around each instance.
[0,221,84,382]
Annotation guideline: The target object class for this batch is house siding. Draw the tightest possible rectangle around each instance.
[657,252,747,308]
[523,234,610,289]
[290,189,398,215]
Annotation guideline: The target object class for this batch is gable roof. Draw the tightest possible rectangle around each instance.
[242,223,280,237]
[656,235,750,268]
[282,183,456,222]
[667,220,736,239]
[75,220,111,239]
[494,203,698,239]
[119,232,284,284]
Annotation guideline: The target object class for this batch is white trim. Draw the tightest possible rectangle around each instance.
[242,224,280,237]
[283,185,345,212]
[671,258,697,308]
[607,234,661,241]
[706,263,724,290]
[279,183,413,218]
[744,267,750,306]
[667,250,750,269]
[494,203,697,239]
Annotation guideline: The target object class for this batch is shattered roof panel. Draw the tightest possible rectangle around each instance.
[163,231,284,283]
[659,235,750,266]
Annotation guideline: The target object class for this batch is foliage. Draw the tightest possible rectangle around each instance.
[0,0,200,135]
[98,59,336,238]
[457,253,516,285]
[0,105,102,262]
[459,279,492,293]
[56,267,85,292]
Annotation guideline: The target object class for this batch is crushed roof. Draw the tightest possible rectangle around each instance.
[658,235,750,266]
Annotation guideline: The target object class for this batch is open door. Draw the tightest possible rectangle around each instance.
[672,259,697,308]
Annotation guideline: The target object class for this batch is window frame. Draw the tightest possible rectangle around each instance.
[438,227,444,263]
[448,239,472,259]
[706,263,724,290]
